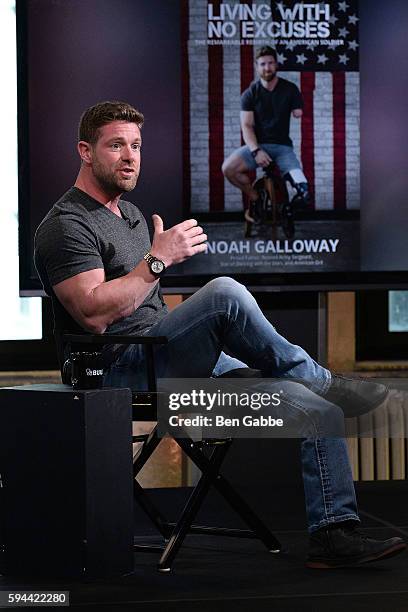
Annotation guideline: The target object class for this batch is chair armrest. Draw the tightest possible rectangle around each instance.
[62,333,167,392]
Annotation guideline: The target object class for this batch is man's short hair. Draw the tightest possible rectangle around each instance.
[78,101,144,144]
[255,46,277,62]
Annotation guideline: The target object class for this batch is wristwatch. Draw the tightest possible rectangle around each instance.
[251,147,261,158]
[144,252,166,277]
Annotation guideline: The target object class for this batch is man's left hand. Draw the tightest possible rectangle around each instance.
[254,149,272,168]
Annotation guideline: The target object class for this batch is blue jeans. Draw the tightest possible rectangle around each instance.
[236,143,302,174]
[104,277,359,532]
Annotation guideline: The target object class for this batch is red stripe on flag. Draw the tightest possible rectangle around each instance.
[181,0,190,216]
[208,1,224,211]
[332,72,346,210]
[240,32,255,209]
[300,72,315,210]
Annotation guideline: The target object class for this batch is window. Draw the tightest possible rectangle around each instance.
[0,0,41,341]
[389,291,408,333]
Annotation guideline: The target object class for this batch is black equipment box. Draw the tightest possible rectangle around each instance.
[0,384,133,577]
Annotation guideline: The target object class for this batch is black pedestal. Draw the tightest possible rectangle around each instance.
[0,384,133,578]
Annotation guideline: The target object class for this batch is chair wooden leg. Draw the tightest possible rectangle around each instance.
[132,429,282,571]
[157,442,229,572]
[132,426,161,475]
[133,426,172,540]
[177,438,281,553]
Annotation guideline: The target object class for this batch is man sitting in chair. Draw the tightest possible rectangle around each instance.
[34,101,405,569]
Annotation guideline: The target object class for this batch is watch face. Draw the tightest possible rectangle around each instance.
[151,259,165,274]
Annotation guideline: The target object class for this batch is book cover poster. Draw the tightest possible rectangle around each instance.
[180,0,360,275]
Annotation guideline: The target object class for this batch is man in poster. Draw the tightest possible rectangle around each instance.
[222,46,310,222]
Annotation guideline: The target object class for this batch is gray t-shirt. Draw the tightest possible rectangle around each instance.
[241,78,303,146]
[34,186,168,365]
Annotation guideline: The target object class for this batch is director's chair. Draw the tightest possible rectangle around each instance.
[63,334,281,572]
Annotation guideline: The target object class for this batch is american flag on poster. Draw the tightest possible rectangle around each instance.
[181,0,360,213]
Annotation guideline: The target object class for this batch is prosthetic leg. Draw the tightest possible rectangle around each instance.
[284,169,310,207]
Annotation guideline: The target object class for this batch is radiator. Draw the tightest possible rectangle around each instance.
[347,388,408,481]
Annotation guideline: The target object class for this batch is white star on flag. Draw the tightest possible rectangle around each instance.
[339,53,349,64]
[277,53,287,64]
[329,14,338,24]
[348,14,359,25]
[338,27,349,38]
[348,40,359,51]
[338,1,349,11]
[317,54,328,64]
[296,53,307,65]
[285,40,296,51]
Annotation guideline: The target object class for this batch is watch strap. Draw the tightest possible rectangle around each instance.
[144,252,156,265]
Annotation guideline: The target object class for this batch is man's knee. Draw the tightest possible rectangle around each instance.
[203,276,249,305]
[206,276,244,294]
[222,154,246,179]
[221,157,234,178]
[195,277,257,323]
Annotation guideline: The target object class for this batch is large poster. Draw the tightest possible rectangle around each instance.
[180,0,360,275]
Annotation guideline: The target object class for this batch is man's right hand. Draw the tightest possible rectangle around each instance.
[150,214,207,267]
[254,149,272,168]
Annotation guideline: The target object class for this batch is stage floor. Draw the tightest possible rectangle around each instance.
[1,482,407,611]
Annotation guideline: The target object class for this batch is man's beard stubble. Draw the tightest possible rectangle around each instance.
[261,72,277,82]
[92,160,138,197]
